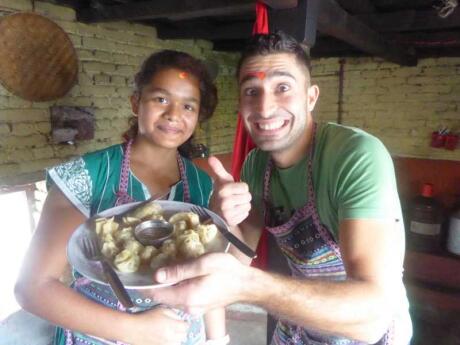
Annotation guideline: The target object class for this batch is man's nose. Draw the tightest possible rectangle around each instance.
[256,93,276,118]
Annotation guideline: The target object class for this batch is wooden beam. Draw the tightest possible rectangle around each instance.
[317,0,417,66]
[387,31,460,48]
[372,0,434,9]
[77,0,298,23]
[260,0,298,10]
[156,21,253,40]
[336,0,376,14]
[268,0,320,47]
[78,0,256,23]
[358,9,460,32]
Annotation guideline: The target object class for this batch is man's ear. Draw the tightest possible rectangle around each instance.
[130,94,140,116]
[307,84,320,112]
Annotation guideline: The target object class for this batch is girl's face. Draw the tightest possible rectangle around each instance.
[131,68,201,150]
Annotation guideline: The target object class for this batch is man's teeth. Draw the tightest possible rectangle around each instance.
[258,120,284,130]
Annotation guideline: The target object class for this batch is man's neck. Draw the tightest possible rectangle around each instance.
[271,122,314,169]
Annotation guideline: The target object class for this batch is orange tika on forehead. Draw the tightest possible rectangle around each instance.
[178,71,188,79]
[247,71,266,80]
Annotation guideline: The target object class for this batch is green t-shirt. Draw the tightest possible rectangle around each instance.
[47,143,213,217]
[241,122,404,240]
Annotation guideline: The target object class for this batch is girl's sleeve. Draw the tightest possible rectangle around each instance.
[46,157,93,218]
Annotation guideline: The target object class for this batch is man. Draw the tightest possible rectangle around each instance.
[150,31,412,345]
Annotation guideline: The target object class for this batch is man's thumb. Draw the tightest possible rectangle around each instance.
[208,156,234,183]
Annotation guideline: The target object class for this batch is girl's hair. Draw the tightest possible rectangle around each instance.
[123,50,218,155]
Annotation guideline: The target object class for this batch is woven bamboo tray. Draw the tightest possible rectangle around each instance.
[0,12,78,101]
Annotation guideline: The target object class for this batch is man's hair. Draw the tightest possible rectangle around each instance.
[236,30,312,79]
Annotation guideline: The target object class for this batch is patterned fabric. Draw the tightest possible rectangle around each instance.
[50,158,92,215]
[47,143,213,345]
[263,125,396,345]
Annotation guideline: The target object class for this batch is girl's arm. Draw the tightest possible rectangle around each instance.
[15,186,188,345]
[204,307,229,345]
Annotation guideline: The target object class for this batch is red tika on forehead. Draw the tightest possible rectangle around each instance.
[248,71,266,80]
[179,71,188,79]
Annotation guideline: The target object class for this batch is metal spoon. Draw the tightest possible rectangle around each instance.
[134,219,173,246]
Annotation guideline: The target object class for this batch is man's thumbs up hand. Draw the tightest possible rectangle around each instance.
[208,156,252,226]
[208,156,234,184]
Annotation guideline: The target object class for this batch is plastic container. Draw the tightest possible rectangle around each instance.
[447,208,460,256]
[407,183,444,253]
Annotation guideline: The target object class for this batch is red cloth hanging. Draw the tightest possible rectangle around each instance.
[252,2,269,35]
[230,1,268,269]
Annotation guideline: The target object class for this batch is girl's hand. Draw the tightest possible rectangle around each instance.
[124,307,188,345]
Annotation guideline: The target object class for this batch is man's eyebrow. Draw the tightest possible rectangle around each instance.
[239,70,296,85]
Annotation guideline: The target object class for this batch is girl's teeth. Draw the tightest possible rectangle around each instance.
[258,120,284,130]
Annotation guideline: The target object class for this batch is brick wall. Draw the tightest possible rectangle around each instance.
[0,0,239,185]
[1,1,459,186]
[312,57,460,161]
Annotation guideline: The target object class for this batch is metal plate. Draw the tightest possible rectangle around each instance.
[67,200,230,289]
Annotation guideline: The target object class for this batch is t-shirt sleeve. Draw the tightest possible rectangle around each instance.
[46,156,93,218]
[335,134,400,221]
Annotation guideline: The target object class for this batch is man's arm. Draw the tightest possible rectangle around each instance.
[246,217,403,343]
[152,217,403,343]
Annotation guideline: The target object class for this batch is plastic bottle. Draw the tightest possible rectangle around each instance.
[407,183,444,253]
[447,207,460,256]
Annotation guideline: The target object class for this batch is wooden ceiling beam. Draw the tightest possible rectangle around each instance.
[387,31,460,48]
[357,9,460,32]
[259,0,298,10]
[156,21,253,40]
[78,0,257,23]
[336,0,376,14]
[268,0,320,47]
[317,0,417,66]
[78,0,298,23]
[371,0,434,10]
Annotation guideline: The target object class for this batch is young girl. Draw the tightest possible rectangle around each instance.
[15,50,227,345]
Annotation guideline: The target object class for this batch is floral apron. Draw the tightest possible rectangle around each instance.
[263,127,393,345]
[61,140,204,345]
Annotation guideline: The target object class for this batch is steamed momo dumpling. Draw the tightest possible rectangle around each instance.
[176,229,200,245]
[94,218,107,236]
[173,220,188,237]
[151,214,165,221]
[95,217,119,237]
[150,252,171,269]
[124,239,144,255]
[196,224,218,244]
[140,245,158,263]
[101,240,120,259]
[168,212,200,229]
[114,226,134,244]
[121,216,141,226]
[114,249,140,273]
[130,202,163,220]
[160,239,177,258]
[178,237,205,259]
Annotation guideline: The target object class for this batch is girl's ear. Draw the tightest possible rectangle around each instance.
[130,94,140,116]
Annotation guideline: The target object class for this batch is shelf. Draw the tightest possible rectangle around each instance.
[404,250,460,290]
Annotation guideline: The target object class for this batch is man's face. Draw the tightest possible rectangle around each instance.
[238,53,319,154]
